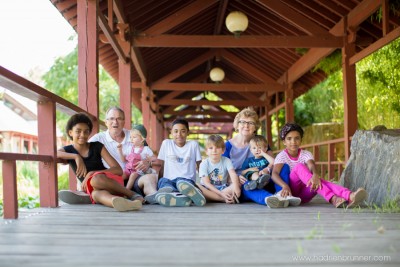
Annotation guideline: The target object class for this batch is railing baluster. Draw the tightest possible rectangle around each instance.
[2,160,18,219]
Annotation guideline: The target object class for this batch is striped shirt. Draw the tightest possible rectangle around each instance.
[274,149,314,171]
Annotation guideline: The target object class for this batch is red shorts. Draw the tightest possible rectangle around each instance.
[85,171,124,204]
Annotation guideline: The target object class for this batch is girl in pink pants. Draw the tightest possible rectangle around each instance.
[272,123,367,208]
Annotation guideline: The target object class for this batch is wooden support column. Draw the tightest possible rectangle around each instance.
[149,112,158,151]
[2,160,17,219]
[342,26,358,161]
[265,103,273,149]
[119,59,132,129]
[78,0,99,133]
[141,90,150,137]
[37,100,58,208]
[285,85,294,122]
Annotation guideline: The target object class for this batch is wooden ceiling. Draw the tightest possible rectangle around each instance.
[52,0,400,131]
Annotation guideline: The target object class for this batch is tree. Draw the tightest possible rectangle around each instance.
[42,46,142,134]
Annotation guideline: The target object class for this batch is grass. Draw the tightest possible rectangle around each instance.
[0,162,70,217]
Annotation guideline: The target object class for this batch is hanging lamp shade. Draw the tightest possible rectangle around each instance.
[225,11,248,37]
[209,67,225,83]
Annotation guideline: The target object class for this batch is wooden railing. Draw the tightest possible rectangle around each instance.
[0,66,101,219]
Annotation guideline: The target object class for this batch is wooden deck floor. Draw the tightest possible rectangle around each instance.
[1,197,399,267]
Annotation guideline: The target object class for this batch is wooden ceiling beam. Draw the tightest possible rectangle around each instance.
[144,0,218,35]
[221,50,279,84]
[113,0,127,24]
[153,82,285,92]
[165,110,236,117]
[152,50,216,86]
[134,35,343,48]
[97,12,127,63]
[159,99,265,106]
[130,46,147,84]
[164,117,233,123]
[255,0,328,35]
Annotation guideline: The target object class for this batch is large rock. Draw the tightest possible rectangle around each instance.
[340,129,400,206]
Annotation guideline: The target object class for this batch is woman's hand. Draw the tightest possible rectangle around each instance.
[306,174,322,191]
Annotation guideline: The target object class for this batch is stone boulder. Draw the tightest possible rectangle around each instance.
[340,129,400,206]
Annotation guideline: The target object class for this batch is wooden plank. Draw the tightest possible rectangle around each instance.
[0,202,399,266]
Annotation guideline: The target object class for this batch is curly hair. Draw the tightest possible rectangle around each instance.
[65,113,93,140]
[279,122,304,140]
[233,107,260,132]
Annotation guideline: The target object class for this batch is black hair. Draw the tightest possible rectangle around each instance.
[279,122,304,140]
[171,118,189,131]
[65,113,93,140]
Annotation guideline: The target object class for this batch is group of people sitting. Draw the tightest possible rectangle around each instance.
[58,106,367,211]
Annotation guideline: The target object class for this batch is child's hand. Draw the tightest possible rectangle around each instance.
[81,171,94,192]
[75,156,87,179]
[307,174,322,191]
[280,184,292,197]
[239,175,247,185]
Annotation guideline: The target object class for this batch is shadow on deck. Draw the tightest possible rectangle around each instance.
[1,197,399,267]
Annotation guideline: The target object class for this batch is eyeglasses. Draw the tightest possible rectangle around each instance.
[238,120,256,126]
[106,117,124,122]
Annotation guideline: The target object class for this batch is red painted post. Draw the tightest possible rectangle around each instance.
[328,143,335,180]
[37,101,58,208]
[342,18,357,161]
[119,59,132,129]
[78,0,99,133]
[2,160,18,219]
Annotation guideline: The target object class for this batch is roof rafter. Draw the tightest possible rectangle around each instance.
[133,35,343,48]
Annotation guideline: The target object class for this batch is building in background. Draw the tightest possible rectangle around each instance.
[0,88,65,153]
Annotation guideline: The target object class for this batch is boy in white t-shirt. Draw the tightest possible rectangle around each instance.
[199,135,241,204]
[155,119,206,207]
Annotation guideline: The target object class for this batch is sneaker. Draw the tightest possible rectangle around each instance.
[112,197,142,211]
[330,195,347,208]
[256,174,270,189]
[275,191,301,206]
[130,192,144,203]
[144,192,158,204]
[176,180,206,206]
[156,192,192,207]
[146,187,175,204]
[244,180,257,191]
[58,190,92,204]
[265,196,289,208]
[347,188,367,208]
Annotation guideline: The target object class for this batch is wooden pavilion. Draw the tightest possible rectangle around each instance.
[0,0,399,219]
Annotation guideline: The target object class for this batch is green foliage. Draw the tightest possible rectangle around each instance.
[294,71,344,126]
[58,170,70,191]
[18,196,40,209]
[293,38,400,131]
[42,46,142,135]
[357,38,400,129]
[313,50,342,75]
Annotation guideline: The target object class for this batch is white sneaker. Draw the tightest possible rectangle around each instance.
[265,196,289,208]
[275,191,301,206]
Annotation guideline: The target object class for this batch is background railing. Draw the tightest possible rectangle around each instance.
[0,65,100,219]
